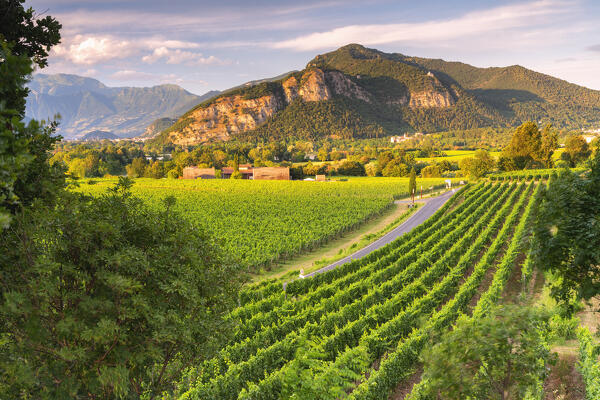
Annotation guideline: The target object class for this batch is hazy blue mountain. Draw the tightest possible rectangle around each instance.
[81,130,120,141]
[25,73,219,138]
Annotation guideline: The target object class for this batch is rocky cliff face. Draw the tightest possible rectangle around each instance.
[169,94,286,145]
[168,68,346,144]
[408,73,456,107]
[164,66,456,144]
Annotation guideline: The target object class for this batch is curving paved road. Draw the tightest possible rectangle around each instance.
[301,189,457,279]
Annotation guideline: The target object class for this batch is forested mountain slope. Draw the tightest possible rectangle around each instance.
[156,44,600,145]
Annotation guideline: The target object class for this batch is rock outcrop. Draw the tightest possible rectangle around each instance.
[165,66,456,145]
[168,68,343,144]
[325,71,372,103]
[169,94,285,145]
[408,73,456,108]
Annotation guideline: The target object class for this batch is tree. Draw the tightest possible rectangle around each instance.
[0,0,61,71]
[317,148,329,162]
[561,134,591,167]
[459,149,495,179]
[421,306,553,400]
[421,164,442,178]
[1,42,63,227]
[381,159,408,177]
[330,151,344,161]
[408,167,416,204]
[126,157,147,178]
[233,153,240,171]
[336,160,365,176]
[532,151,600,311]
[0,179,243,398]
[501,122,555,170]
[539,125,559,168]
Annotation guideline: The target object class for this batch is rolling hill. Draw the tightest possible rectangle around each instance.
[155,44,600,145]
[25,73,219,139]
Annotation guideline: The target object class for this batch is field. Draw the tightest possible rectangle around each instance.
[415,149,502,163]
[75,177,452,270]
[163,181,543,399]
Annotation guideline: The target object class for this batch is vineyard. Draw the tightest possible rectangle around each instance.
[76,177,451,269]
[159,181,543,399]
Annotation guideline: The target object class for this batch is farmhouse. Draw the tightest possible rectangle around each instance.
[253,167,290,180]
[182,166,216,179]
[221,164,254,179]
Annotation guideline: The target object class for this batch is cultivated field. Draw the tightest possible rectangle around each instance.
[76,177,452,270]
[164,181,543,399]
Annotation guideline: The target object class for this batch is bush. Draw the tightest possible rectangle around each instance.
[167,169,179,179]
[336,160,365,176]
[0,179,243,398]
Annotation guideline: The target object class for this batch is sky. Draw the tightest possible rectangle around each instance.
[26,0,600,95]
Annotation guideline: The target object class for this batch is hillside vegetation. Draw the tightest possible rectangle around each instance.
[156,44,600,145]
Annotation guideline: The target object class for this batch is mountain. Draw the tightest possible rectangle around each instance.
[81,130,119,141]
[25,74,219,138]
[155,44,600,145]
[139,117,179,139]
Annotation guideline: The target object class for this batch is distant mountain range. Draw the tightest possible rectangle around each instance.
[80,130,120,141]
[155,44,600,146]
[25,73,219,139]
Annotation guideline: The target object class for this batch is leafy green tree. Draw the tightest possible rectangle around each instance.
[381,159,408,177]
[230,170,243,179]
[539,124,559,168]
[364,161,378,177]
[0,179,243,398]
[501,122,552,170]
[330,151,344,161]
[561,134,591,167]
[421,164,442,177]
[421,306,554,400]
[459,149,495,179]
[0,0,61,71]
[67,157,87,178]
[0,43,63,227]
[408,167,416,203]
[317,148,329,162]
[0,43,34,227]
[145,160,165,179]
[126,157,147,178]
[233,153,240,171]
[336,160,365,176]
[532,150,600,311]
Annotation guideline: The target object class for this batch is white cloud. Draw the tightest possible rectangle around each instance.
[53,35,133,64]
[142,47,222,65]
[51,34,221,66]
[272,0,574,51]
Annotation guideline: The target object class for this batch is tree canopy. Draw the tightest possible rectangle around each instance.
[532,149,600,311]
[500,122,558,170]
[0,0,61,71]
[1,179,243,398]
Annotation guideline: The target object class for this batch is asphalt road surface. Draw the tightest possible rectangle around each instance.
[302,189,456,279]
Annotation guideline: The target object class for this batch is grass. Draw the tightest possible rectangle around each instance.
[415,150,502,163]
